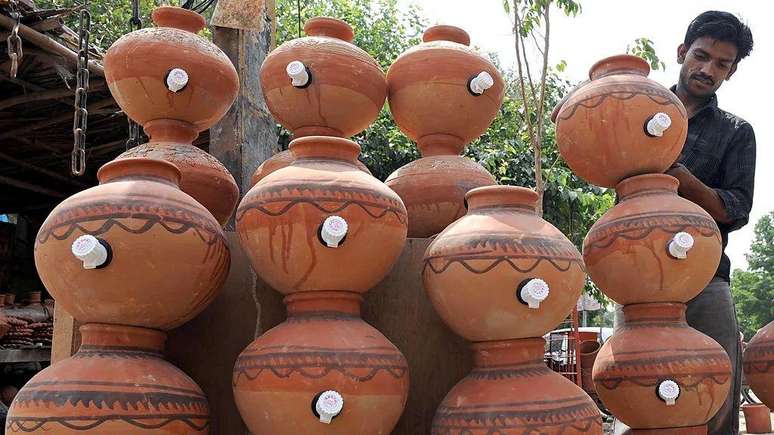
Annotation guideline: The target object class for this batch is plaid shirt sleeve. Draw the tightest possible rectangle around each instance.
[715,121,756,232]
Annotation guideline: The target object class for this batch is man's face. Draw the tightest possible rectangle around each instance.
[677,36,738,98]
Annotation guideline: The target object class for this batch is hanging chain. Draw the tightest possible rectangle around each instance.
[125,0,142,150]
[5,0,22,78]
[71,1,91,176]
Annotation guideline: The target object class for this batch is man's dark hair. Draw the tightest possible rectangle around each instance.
[684,11,753,63]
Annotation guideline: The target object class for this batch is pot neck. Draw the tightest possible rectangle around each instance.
[151,6,206,34]
[422,25,470,46]
[589,54,650,80]
[97,157,182,187]
[616,173,679,202]
[78,323,167,353]
[284,291,363,317]
[304,17,354,42]
[417,134,465,156]
[465,185,537,213]
[144,119,199,145]
[622,302,687,326]
[472,338,545,367]
[289,136,361,164]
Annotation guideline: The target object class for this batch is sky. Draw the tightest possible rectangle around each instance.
[399,0,773,271]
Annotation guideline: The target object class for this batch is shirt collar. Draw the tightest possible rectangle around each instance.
[670,85,718,118]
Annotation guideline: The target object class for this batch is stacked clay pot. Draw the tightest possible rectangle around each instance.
[743,321,774,409]
[5,7,234,433]
[385,25,503,237]
[555,55,732,433]
[232,17,410,434]
[423,186,603,434]
[108,6,240,225]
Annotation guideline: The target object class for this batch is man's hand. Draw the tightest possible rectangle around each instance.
[665,163,732,224]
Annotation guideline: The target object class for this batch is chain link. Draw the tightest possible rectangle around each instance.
[125,0,143,150]
[71,2,91,176]
[5,0,22,78]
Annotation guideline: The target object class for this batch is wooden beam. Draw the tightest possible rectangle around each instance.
[0,150,88,188]
[0,80,105,111]
[0,12,104,77]
[30,17,65,33]
[0,173,68,197]
[0,98,115,140]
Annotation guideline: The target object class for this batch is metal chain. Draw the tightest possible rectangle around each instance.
[5,0,22,78]
[71,1,91,176]
[125,0,142,150]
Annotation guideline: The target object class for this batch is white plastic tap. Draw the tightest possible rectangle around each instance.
[166,68,189,93]
[71,235,109,269]
[657,379,680,406]
[646,112,672,137]
[469,71,494,95]
[287,60,310,87]
[519,278,549,309]
[321,216,348,248]
[668,232,695,259]
[315,390,344,424]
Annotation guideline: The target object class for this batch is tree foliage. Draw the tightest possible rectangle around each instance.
[732,211,774,340]
[627,37,666,71]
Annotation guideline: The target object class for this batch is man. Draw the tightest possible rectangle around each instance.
[666,10,755,435]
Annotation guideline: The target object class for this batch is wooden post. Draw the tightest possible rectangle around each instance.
[208,0,279,230]
[165,2,280,434]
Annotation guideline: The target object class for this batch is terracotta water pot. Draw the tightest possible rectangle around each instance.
[5,324,209,434]
[583,174,721,304]
[580,340,601,393]
[423,186,586,341]
[232,291,409,434]
[34,158,229,330]
[592,303,732,430]
[742,404,772,434]
[387,25,505,155]
[236,136,407,294]
[743,321,774,409]
[106,6,240,225]
[432,337,602,434]
[555,55,687,188]
[250,149,372,188]
[260,17,386,138]
[386,154,496,238]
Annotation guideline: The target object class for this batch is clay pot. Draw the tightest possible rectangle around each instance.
[5,323,209,434]
[743,321,774,409]
[386,155,496,238]
[251,149,372,188]
[34,158,229,330]
[555,55,687,188]
[118,139,239,226]
[387,25,505,155]
[432,337,602,434]
[741,404,772,434]
[233,291,409,434]
[583,174,721,304]
[260,17,386,138]
[105,6,240,225]
[236,136,407,294]
[423,186,586,341]
[592,303,732,430]
[580,340,601,393]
